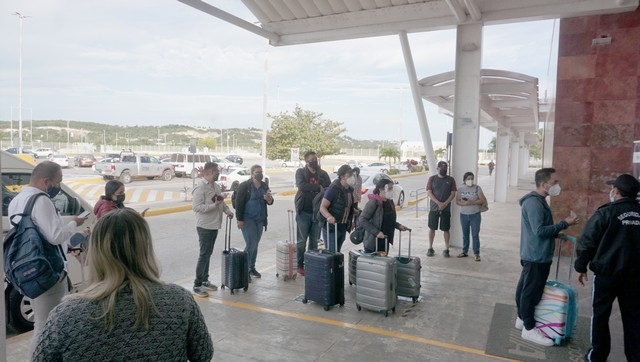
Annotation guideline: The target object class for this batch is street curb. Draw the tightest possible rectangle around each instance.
[67,177,104,183]
[145,204,192,217]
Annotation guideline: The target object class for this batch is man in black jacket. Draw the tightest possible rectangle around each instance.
[235,165,274,279]
[575,174,640,362]
[294,151,331,276]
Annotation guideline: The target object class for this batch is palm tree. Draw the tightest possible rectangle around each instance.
[378,146,400,167]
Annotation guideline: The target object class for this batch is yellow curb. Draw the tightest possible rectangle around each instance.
[407,196,429,206]
[145,204,192,217]
[67,177,104,183]
[279,189,297,196]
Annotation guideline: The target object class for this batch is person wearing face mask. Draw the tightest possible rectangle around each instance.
[8,161,87,357]
[574,174,640,362]
[455,172,487,261]
[235,164,274,279]
[425,161,457,258]
[318,165,357,253]
[515,167,579,347]
[294,151,331,276]
[358,179,409,253]
[191,162,234,297]
[93,180,127,219]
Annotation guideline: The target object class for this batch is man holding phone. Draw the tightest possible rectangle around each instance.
[191,162,233,297]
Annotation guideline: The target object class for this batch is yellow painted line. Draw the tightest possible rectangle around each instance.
[407,196,428,206]
[204,298,520,362]
[66,177,104,183]
[145,204,192,217]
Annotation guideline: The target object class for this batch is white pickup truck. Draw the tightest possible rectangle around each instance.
[94,151,174,184]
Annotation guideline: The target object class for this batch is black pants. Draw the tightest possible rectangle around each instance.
[194,227,218,287]
[515,260,551,330]
[587,274,640,362]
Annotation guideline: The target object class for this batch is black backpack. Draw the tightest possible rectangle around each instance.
[312,190,326,223]
[4,193,66,299]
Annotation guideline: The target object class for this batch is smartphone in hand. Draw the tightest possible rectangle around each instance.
[78,210,91,219]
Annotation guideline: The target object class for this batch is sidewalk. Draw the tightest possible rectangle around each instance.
[6,168,625,361]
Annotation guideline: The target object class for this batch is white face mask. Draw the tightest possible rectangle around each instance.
[385,188,394,200]
[609,188,615,202]
[548,183,562,197]
[465,179,474,187]
[346,176,356,187]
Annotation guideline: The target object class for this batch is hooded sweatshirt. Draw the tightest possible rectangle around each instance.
[518,191,568,263]
[93,196,120,220]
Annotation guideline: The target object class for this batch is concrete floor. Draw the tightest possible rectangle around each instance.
[6,170,626,361]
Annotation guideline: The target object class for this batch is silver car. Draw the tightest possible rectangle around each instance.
[358,171,405,208]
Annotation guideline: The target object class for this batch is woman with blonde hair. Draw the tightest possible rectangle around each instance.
[32,208,213,361]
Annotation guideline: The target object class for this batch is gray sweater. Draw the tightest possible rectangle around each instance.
[32,283,213,362]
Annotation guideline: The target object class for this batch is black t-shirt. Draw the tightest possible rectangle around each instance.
[426,175,457,210]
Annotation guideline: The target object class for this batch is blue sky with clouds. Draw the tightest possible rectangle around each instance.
[0,0,557,145]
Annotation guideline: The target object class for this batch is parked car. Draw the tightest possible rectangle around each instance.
[358,171,405,208]
[225,154,243,165]
[49,153,71,168]
[33,148,54,159]
[94,150,174,183]
[218,167,270,192]
[333,160,364,173]
[74,153,96,167]
[5,148,18,154]
[280,159,303,168]
[211,154,238,169]
[361,162,390,174]
[2,150,94,331]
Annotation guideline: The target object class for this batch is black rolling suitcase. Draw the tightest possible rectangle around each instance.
[220,216,249,294]
[395,229,421,303]
[303,222,345,311]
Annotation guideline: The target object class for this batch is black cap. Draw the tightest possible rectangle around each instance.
[337,164,353,177]
[607,174,640,196]
[437,161,448,168]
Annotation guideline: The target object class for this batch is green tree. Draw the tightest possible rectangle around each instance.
[379,146,400,166]
[197,137,217,149]
[266,105,345,160]
[434,147,446,159]
[529,128,543,160]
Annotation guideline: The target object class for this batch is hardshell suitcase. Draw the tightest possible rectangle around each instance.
[276,210,297,281]
[303,223,345,311]
[348,249,364,286]
[534,234,578,345]
[356,237,397,317]
[220,216,249,294]
[395,229,421,303]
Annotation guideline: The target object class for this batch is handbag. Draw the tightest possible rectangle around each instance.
[350,225,365,245]
[477,186,488,212]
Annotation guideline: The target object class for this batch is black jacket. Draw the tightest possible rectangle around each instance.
[575,198,640,277]
[235,179,273,228]
[325,179,356,229]
[294,166,331,214]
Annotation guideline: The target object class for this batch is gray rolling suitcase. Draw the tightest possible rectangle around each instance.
[348,249,363,286]
[395,229,421,303]
[355,237,397,317]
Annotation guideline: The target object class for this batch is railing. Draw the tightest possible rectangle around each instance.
[409,188,429,218]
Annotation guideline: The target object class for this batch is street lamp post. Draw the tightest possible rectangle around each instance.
[13,12,30,153]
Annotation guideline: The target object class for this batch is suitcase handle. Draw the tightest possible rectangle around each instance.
[325,220,339,252]
[555,233,577,281]
[397,229,413,257]
[287,209,295,242]
[224,214,232,251]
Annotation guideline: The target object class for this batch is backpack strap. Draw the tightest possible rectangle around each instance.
[10,192,48,228]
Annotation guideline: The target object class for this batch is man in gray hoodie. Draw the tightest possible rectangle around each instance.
[514,168,578,346]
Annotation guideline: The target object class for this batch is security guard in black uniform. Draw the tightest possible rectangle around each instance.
[575,174,640,362]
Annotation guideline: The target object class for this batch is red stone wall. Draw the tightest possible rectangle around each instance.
[552,6,640,235]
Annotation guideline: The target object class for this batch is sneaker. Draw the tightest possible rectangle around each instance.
[297,267,305,276]
[443,249,450,258]
[192,286,209,298]
[427,248,435,257]
[515,317,524,330]
[457,252,468,258]
[521,327,554,346]
[475,254,481,262]
[250,269,262,278]
[201,281,218,291]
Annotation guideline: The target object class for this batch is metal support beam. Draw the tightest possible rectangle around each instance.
[398,31,437,176]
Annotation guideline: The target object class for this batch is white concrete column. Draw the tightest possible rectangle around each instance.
[518,131,529,177]
[449,23,483,248]
[495,127,510,203]
[509,136,520,187]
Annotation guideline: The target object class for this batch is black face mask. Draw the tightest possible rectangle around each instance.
[254,173,264,182]
[47,185,61,199]
[115,194,126,205]
[439,168,447,176]
[308,160,319,170]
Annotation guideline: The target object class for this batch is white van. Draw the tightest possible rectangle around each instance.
[170,153,212,178]
[2,150,95,331]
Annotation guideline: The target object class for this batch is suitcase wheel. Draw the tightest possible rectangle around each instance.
[220,285,226,290]
[412,297,417,304]
[356,304,361,311]
[243,287,248,292]
[323,306,330,311]
[230,289,235,295]
[276,273,279,278]
[392,307,396,313]
[292,274,297,280]
[349,281,352,286]
[554,337,561,346]
[302,298,308,304]
[384,310,389,317]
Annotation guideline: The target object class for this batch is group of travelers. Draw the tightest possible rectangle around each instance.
[8,153,640,362]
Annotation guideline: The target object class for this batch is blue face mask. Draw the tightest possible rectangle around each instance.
[47,185,61,198]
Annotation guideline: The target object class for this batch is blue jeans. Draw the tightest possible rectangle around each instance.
[241,218,264,272]
[194,227,218,287]
[460,212,481,255]
[296,211,320,268]
[321,223,347,253]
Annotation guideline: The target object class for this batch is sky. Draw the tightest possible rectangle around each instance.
[0,0,558,146]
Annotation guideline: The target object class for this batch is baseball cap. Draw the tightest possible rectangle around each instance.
[437,161,448,168]
[337,164,353,177]
[606,174,640,196]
